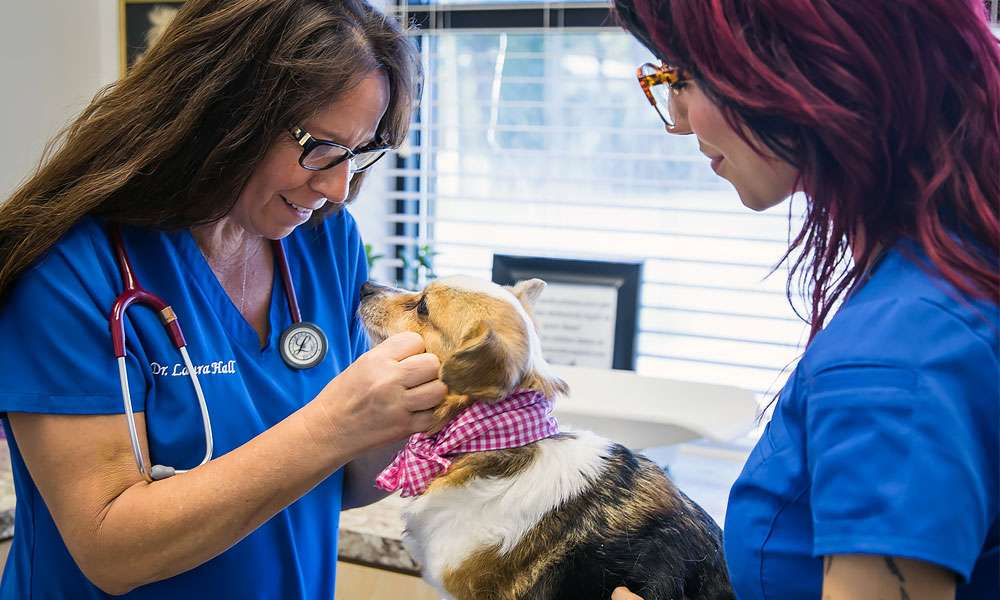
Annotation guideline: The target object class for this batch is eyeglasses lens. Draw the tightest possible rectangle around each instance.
[640,64,677,127]
[349,150,387,173]
[302,144,349,170]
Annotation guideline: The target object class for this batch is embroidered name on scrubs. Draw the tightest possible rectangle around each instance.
[150,359,238,377]
[376,390,560,497]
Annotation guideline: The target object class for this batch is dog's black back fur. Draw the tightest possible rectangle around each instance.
[522,443,734,600]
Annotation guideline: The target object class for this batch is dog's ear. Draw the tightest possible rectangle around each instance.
[440,321,523,402]
[506,278,569,398]
[511,278,546,312]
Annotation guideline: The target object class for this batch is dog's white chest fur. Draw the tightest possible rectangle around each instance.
[399,429,611,595]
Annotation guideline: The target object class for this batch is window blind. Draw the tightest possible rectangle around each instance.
[362,1,889,399]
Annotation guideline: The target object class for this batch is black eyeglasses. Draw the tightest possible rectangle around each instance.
[290,126,392,173]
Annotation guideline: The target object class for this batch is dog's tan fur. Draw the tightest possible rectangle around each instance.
[427,444,539,493]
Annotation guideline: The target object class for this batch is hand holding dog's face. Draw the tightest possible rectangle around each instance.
[358,277,566,427]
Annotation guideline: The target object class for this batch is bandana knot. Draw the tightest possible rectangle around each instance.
[375,389,559,497]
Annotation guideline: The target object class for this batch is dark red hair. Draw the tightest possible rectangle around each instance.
[615,0,1000,340]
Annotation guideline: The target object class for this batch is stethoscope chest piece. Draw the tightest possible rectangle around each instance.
[279,321,328,369]
[271,237,328,370]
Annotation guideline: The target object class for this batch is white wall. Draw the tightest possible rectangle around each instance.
[0,1,119,200]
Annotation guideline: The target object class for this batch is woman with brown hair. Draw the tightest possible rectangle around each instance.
[611,0,998,599]
[0,0,444,596]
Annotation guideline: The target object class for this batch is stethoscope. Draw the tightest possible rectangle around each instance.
[108,225,328,481]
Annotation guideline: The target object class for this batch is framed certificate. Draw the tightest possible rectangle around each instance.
[492,255,642,371]
[119,0,185,74]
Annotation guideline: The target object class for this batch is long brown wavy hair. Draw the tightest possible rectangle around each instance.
[0,0,421,301]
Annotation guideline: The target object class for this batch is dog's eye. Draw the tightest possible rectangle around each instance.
[416,296,429,317]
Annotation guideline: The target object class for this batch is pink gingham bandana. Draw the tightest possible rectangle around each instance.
[375,389,560,497]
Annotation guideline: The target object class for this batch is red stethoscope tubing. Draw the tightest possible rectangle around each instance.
[109,225,187,357]
[108,226,304,356]
[272,236,302,324]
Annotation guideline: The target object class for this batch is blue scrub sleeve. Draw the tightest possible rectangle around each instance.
[0,232,148,415]
[806,301,998,581]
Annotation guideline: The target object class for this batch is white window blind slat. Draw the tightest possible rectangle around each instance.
[385,236,790,270]
[381,168,736,191]
[638,333,799,368]
[636,356,792,399]
[430,245,794,292]
[431,221,790,263]
[639,309,807,346]
[640,284,797,321]
[384,191,796,220]
[388,206,799,243]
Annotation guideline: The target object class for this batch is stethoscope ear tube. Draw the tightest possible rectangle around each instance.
[116,345,214,481]
[110,224,214,480]
[178,345,214,473]
[118,356,150,480]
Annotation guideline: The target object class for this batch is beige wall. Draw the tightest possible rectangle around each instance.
[0,1,119,201]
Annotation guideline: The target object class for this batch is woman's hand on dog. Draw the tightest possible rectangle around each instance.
[317,331,446,454]
[612,587,644,600]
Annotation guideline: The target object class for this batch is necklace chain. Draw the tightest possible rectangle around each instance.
[239,239,263,315]
[194,231,264,317]
[240,253,249,315]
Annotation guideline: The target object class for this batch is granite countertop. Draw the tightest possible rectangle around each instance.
[338,493,420,574]
[0,440,14,541]
[0,438,749,576]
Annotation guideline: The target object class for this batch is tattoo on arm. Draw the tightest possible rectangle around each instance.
[883,557,911,600]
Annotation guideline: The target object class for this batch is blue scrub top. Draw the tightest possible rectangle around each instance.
[0,211,369,598]
[725,241,999,599]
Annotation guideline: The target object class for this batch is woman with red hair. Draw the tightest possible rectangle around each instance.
[612,1,998,599]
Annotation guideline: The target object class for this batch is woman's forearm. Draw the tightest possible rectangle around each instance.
[821,555,955,600]
[10,333,443,595]
[342,439,406,510]
[90,398,359,594]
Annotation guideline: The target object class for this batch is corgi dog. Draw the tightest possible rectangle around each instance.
[358,275,734,600]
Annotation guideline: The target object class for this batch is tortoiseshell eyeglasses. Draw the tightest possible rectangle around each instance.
[636,62,693,128]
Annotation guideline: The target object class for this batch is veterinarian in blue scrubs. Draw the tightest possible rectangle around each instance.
[0,1,443,597]
[611,1,999,599]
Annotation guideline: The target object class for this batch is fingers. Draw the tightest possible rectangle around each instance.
[397,352,441,388]
[408,407,440,434]
[611,588,644,600]
[403,379,447,414]
[376,331,425,361]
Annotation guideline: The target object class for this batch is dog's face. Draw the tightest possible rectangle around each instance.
[359,276,567,422]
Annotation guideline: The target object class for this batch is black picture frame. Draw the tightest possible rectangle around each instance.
[492,255,642,371]
[119,0,186,74]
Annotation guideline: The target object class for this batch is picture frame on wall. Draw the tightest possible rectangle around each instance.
[492,255,642,371]
[119,0,185,74]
